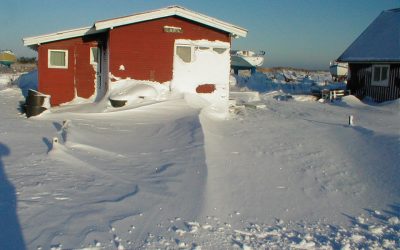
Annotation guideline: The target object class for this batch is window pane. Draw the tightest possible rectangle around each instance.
[213,48,227,54]
[176,46,191,63]
[91,47,99,63]
[381,67,388,81]
[373,67,381,82]
[50,51,66,66]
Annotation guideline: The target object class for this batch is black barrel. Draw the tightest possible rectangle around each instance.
[25,105,47,118]
[25,89,47,118]
[26,91,46,106]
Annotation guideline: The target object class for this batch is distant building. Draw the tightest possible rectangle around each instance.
[23,6,247,106]
[337,8,400,102]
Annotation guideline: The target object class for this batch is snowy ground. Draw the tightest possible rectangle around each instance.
[0,71,399,249]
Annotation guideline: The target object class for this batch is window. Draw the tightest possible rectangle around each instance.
[176,46,192,63]
[371,65,390,87]
[48,49,68,69]
[195,46,209,51]
[90,47,99,64]
[213,48,227,54]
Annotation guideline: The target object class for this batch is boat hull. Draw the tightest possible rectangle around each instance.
[0,51,17,67]
[231,55,264,68]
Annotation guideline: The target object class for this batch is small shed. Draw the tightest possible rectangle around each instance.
[337,8,400,102]
[23,6,247,106]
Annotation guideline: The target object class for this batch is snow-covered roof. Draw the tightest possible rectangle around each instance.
[23,6,247,49]
[338,8,400,63]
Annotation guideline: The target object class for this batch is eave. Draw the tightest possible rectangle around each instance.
[22,6,248,49]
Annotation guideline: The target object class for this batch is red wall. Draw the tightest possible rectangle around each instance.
[109,16,230,83]
[38,37,100,106]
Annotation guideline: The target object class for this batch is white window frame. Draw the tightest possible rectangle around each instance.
[48,49,68,69]
[371,65,390,87]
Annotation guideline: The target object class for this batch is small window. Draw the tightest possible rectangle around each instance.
[213,48,227,54]
[176,46,192,63]
[195,46,209,51]
[90,47,99,64]
[48,49,68,69]
[371,65,390,87]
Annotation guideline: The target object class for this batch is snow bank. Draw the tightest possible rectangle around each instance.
[0,69,398,249]
[17,70,38,97]
[0,73,23,89]
[232,70,346,96]
[341,95,368,107]
[378,98,400,111]
[171,39,230,105]
[109,79,169,105]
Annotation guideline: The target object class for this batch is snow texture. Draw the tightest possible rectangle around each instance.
[0,69,399,249]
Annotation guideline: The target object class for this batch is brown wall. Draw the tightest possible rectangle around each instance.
[108,16,230,83]
[348,63,400,102]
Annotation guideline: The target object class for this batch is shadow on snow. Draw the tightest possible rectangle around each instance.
[0,142,26,249]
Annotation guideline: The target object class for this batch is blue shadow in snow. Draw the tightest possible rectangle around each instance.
[0,142,26,249]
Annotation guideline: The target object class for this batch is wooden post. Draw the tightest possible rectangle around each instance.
[348,115,354,126]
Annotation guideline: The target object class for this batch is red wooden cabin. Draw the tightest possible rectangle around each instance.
[23,6,247,106]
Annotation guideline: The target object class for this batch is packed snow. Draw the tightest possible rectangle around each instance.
[171,39,230,105]
[0,70,399,249]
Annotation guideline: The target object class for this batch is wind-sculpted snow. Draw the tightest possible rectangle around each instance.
[0,74,399,249]
[0,90,207,249]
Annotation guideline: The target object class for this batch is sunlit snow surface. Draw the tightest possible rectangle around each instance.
[0,71,399,249]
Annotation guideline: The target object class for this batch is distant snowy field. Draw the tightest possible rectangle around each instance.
[0,70,399,249]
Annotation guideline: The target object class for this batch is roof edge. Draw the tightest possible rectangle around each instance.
[337,59,400,63]
[22,6,247,47]
[94,5,247,37]
[23,26,104,47]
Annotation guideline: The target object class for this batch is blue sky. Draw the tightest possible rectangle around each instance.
[1,0,398,69]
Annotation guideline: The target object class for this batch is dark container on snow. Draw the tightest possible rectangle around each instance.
[109,98,127,108]
[25,105,47,118]
[25,89,48,118]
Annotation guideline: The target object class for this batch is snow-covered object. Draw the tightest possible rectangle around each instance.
[338,8,400,62]
[171,39,230,105]
[17,70,38,97]
[109,79,169,105]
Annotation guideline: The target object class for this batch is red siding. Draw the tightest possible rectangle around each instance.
[196,84,216,93]
[38,37,100,106]
[38,16,231,106]
[109,16,230,83]
[75,43,97,99]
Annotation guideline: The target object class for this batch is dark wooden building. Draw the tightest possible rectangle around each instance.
[338,8,400,102]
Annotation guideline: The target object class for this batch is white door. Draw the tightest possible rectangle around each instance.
[91,46,107,101]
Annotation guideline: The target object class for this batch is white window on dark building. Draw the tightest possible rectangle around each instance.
[371,65,390,87]
[48,49,68,69]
